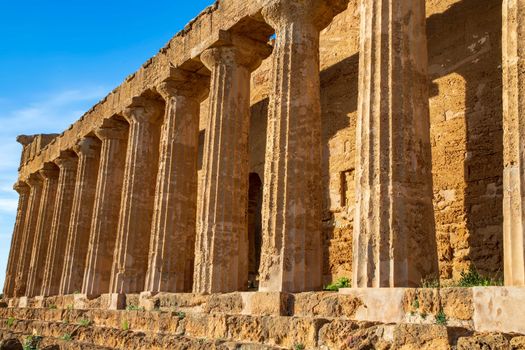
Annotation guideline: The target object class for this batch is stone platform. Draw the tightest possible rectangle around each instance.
[2,288,525,349]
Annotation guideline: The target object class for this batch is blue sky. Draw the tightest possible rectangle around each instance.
[0,0,214,292]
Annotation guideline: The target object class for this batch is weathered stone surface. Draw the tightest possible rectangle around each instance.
[258,0,347,293]
[353,0,438,288]
[3,182,30,298]
[82,120,128,297]
[110,97,163,294]
[60,137,101,295]
[193,37,271,294]
[502,0,525,287]
[26,164,59,297]
[14,174,43,297]
[3,0,525,348]
[41,152,78,297]
[145,72,209,294]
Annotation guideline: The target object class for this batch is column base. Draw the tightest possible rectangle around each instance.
[18,296,29,308]
[33,296,45,308]
[104,293,127,310]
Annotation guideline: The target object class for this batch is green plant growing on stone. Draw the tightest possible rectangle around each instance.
[60,333,72,341]
[121,319,130,331]
[66,304,73,310]
[324,277,350,291]
[176,311,186,320]
[23,335,42,350]
[411,297,420,310]
[126,304,144,311]
[420,274,440,288]
[6,317,15,328]
[48,304,57,310]
[294,343,305,350]
[435,309,447,325]
[457,267,503,287]
[78,318,91,327]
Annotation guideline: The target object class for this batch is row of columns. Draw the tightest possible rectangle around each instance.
[3,0,525,299]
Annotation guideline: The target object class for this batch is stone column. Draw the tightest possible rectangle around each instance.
[193,38,270,294]
[352,0,437,287]
[145,72,209,294]
[503,0,525,286]
[3,181,30,298]
[258,0,345,292]
[110,97,163,294]
[82,120,128,297]
[41,152,78,296]
[26,164,59,297]
[60,137,101,295]
[14,174,43,297]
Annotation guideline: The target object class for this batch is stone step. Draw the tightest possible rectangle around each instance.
[0,318,285,350]
[3,308,525,349]
[0,329,113,350]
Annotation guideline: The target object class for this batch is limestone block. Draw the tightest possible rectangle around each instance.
[472,287,525,334]
[339,288,406,323]
[293,292,362,318]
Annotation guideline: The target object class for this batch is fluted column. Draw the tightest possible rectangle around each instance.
[352,0,437,287]
[145,72,209,294]
[60,137,101,295]
[110,98,163,294]
[14,174,43,297]
[503,0,525,286]
[193,38,271,294]
[82,120,128,297]
[3,182,30,298]
[41,152,78,296]
[258,0,345,292]
[26,164,59,297]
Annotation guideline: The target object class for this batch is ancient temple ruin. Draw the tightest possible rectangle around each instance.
[1,0,525,348]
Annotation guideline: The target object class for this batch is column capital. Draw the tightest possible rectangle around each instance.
[260,0,347,30]
[38,163,59,179]
[26,173,43,188]
[73,137,101,158]
[54,151,78,170]
[122,96,164,124]
[95,119,128,140]
[16,135,35,146]
[13,181,29,194]
[157,70,210,101]
[200,32,272,72]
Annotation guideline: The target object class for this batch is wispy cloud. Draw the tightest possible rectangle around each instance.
[0,86,108,135]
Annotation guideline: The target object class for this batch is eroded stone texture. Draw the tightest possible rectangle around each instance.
[60,137,101,295]
[82,120,128,297]
[352,0,438,287]
[26,164,59,297]
[14,174,43,297]
[3,182,30,298]
[145,72,209,294]
[503,0,525,286]
[110,97,163,294]
[41,152,78,297]
[193,37,271,293]
[258,0,347,293]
